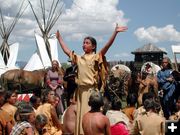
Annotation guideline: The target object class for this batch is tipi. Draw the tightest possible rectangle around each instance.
[0,0,27,75]
[24,0,64,70]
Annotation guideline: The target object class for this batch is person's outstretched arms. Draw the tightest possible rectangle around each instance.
[100,24,127,56]
[56,30,71,57]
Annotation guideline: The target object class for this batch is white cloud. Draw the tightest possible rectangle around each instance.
[134,25,180,43]
[1,0,128,42]
[0,0,18,9]
[66,33,87,41]
[0,0,129,61]
[57,0,129,41]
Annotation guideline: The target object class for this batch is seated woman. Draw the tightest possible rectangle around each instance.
[1,90,18,125]
[10,102,35,135]
[36,89,62,135]
[0,89,14,135]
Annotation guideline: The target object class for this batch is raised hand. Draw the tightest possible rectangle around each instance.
[56,30,60,39]
[115,23,128,33]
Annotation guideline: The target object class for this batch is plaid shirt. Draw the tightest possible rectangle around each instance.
[10,121,33,135]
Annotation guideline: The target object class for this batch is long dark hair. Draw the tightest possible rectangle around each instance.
[84,36,97,53]
[41,89,52,103]
[4,90,17,102]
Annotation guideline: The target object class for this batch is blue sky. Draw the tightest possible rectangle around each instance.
[117,0,180,61]
[0,0,180,63]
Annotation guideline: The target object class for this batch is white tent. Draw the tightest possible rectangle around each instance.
[24,0,63,71]
[24,32,61,71]
[7,43,19,68]
[0,1,26,76]
[0,43,19,75]
[36,33,60,67]
[49,34,59,63]
[0,51,5,68]
[35,33,52,68]
[23,52,44,71]
[28,0,63,61]
[0,52,6,75]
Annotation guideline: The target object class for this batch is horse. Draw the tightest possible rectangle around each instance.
[0,69,47,96]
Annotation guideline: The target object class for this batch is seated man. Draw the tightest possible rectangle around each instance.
[169,96,180,120]
[62,96,77,135]
[82,92,111,135]
[106,99,130,135]
[134,92,164,119]
[131,99,165,135]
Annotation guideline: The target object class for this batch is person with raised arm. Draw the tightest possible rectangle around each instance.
[56,24,127,135]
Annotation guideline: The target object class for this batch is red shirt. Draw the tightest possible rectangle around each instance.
[110,123,129,135]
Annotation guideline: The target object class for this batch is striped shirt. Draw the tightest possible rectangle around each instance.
[10,121,34,135]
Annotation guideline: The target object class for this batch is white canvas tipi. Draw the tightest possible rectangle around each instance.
[0,0,27,75]
[25,0,63,70]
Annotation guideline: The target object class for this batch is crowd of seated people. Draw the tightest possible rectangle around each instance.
[0,57,180,135]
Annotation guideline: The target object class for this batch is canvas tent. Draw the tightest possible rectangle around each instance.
[0,0,27,75]
[24,0,63,71]
[23,52,44,71]
[24,33,59,71]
